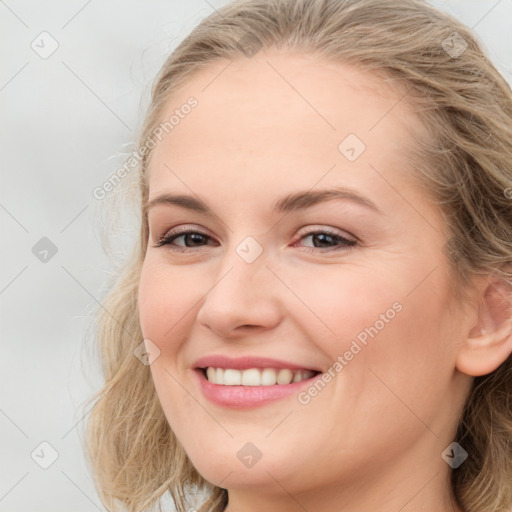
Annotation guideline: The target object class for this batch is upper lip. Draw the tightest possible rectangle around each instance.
[193,355,322,372]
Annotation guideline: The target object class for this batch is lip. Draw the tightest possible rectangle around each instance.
[194,368,321,409]
[192,354,322,372]
[191,354,323,409]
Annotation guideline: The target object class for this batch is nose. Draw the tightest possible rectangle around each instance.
[196,243,283,339]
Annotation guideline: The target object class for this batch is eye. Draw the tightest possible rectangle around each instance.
[293,228,357,252]
[154,226,216,252]
[153,226,357,253]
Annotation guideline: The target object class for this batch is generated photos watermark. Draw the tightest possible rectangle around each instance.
[297,301,403,405]
[92,96,198,200]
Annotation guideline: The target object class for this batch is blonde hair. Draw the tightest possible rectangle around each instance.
[83,1,512,511]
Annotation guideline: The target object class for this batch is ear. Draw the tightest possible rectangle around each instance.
[456,275,512,376]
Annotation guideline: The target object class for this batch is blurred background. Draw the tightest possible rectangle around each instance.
[1,1,511,510]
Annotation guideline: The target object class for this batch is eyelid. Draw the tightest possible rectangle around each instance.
[295,224,357,243]
[155,224,211,241]
[153,224,214,247]
[154,224,355,244]
[153,223,358,254]
[155,223,355,240]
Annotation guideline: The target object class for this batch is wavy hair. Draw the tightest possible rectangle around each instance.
[82,1,512,511]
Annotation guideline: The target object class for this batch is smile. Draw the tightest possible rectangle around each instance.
[203,367,318,386]
[192,354,323,408]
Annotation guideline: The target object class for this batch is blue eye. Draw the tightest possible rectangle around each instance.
[154,227,357,253]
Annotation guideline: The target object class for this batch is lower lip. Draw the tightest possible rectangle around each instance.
[194,369,320,409]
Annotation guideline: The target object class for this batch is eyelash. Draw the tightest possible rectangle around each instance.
[153,226,357,253]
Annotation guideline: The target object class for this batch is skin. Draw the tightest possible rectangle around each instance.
[137,50,511,511]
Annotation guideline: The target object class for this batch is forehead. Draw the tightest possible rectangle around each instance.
[147,51,425,208]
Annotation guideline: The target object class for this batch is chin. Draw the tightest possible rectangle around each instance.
[192,457,276,489]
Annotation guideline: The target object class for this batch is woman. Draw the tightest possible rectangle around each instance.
[83,1,512,511]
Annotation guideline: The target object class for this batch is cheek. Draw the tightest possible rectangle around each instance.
[347,273,458,427]
[138,263,204,433]
[138,261,198,344]
[295,264,407,353]
[315,261,456,409]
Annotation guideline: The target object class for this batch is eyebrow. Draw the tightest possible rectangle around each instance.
[145,187,381,215]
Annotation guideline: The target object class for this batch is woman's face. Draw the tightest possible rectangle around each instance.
[138,51,472,509]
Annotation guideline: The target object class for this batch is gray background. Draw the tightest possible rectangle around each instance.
[1,1,511,511]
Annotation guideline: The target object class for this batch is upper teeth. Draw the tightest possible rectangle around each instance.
[205,367,316,386]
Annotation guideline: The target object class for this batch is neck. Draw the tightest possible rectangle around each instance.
[224,481,463,512]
